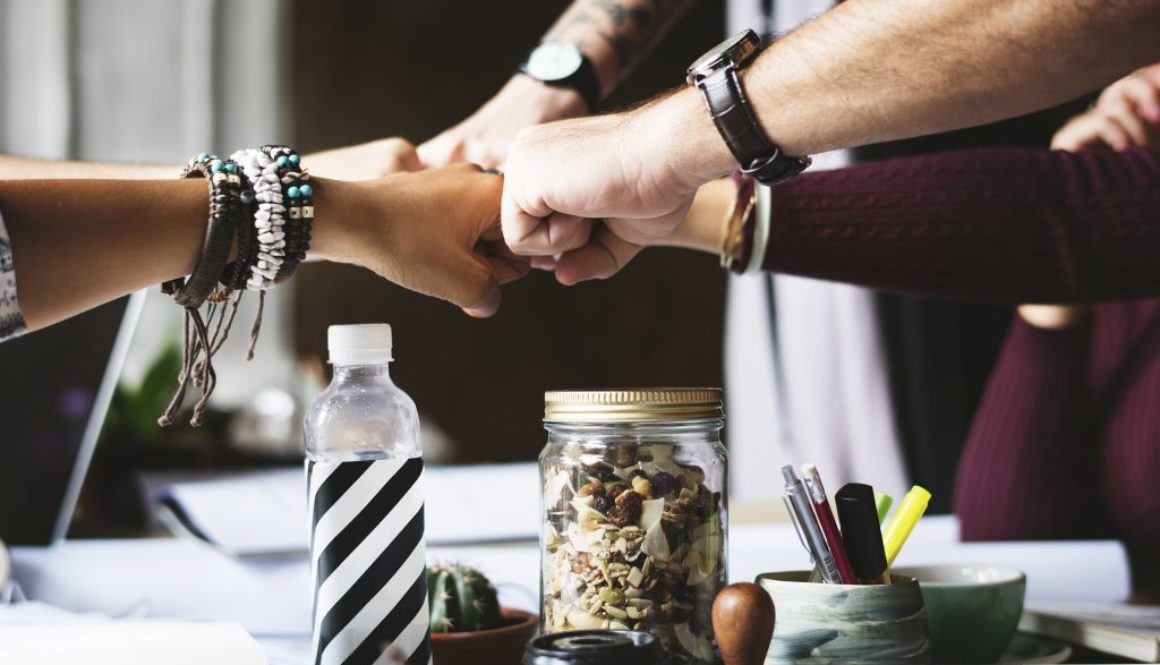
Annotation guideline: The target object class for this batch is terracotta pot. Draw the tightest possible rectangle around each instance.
[429,607,538,665]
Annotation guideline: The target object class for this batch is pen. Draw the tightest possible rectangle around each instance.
[874,490,894,524]
[835,483,891,585]
[800,463,857,584]
[782,465,842,584]
[882,485,931,567]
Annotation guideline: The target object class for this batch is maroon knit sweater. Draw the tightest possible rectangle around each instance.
[954,303,1160,557]
[764,146,1160,303]
[763,146,1160,554]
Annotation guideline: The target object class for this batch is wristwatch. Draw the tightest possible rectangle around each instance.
[687,30,811,186]
[520,42,601,113]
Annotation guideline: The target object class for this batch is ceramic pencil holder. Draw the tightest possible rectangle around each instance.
[756,571,932,665]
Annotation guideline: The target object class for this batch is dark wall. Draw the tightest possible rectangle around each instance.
[291,1,728,463]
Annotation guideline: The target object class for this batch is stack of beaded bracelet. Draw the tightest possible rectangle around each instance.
[263,145,314,284]
[231,147,288,290]
[229,145,314,288]
[160,146,312,427]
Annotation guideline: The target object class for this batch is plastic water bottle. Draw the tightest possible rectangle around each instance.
[305,324,430,665]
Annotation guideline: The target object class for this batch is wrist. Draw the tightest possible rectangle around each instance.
[509,73,589,119]
[661,178,735,254]
[647,88,737,187]
[309,177,370,263]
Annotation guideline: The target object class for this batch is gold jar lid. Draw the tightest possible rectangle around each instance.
[544,387,724,423]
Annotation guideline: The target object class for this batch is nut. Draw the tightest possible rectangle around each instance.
[607,483,629,500]
[631,476,652,498]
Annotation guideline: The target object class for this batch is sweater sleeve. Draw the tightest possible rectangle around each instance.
[764,146,1160,304]
[0,208,27,341]
[953,316,1108,541]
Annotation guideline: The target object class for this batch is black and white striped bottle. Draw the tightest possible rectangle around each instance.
[305,324,430,665]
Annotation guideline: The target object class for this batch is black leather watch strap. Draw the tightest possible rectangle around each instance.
[700,67,810,185]
[520,55,601,113]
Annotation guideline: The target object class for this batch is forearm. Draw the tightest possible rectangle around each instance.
[761,146,1160,303]
[661,146,1160,302]
[0,177,351,330]
[542,0,697,94]
[659,0,1160,180]
[0,153,175,180]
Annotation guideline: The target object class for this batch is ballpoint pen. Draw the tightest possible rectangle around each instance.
[801,463,857,584]
[835,482,891,585]
[782,465,842,584]
[882,485,931,567]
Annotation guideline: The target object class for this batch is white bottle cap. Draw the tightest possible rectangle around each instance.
[328,324,393,364]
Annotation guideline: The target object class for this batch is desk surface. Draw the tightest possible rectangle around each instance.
[10,516,1131,641]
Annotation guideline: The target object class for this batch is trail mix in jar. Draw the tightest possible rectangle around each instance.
[541,443,725,663]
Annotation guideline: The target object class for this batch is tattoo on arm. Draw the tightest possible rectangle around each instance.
[551,0,695,72]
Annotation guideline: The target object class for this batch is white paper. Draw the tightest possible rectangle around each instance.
[11,538,312,636]
[153,462,540,556]
[0,620,265,665]
[1024,602,1160,634]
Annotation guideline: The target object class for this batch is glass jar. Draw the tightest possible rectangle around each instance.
[539,388,728,665]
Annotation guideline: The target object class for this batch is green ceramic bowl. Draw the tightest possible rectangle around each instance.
[893,565,1026,665]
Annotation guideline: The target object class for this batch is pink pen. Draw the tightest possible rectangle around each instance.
[801,463,857,584]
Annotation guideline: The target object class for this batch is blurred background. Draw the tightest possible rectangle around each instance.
[0,0,727,536]
[0,0,1090,539]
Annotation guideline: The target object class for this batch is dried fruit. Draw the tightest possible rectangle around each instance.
[599,587,625,606]
[609,445,638,467]
[627,469,648,483]
[578,480,607,497]
[586,462,619,482]
[607,483,629,500]
[609,490,644,527]
[650,471,678,497]
[592,494,613,514]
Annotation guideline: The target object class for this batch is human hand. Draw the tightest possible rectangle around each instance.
[417,75,588,169]
[1052,64,1160,151]
[312,165,528,317]
[501,89,733,284]
[305,138,423,181]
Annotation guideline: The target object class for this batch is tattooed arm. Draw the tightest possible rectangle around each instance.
[541,0,696,95]
[417,0,696,168]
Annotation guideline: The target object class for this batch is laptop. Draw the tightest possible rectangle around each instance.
[0,290,145,545]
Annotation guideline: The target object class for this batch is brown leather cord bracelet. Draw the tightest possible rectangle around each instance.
[159,155,246,427]
[163,158,244,307]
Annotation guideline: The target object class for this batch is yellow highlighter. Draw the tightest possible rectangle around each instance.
[882,485,931,567]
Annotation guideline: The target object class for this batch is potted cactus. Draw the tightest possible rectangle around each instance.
[427,563,538,665]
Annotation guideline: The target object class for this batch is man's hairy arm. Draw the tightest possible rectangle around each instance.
[743,0,1160,157]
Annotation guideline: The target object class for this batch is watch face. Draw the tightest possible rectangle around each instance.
[526,42,583,82]
[687,30,761,82]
